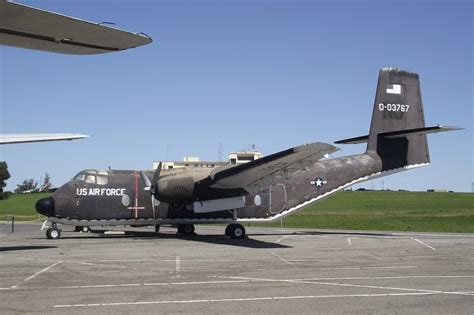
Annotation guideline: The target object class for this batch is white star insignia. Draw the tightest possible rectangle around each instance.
[311,177,327,189]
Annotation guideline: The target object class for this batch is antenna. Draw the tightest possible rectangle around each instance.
[218,142,222,162]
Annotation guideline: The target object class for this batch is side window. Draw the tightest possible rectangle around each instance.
[97,175,108,185]
[84,175,96,184]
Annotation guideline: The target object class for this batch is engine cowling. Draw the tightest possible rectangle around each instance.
[154,174,195,204]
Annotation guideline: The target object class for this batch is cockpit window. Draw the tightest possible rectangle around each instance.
[84,175,96,184]
[74,174,85,181]
[97,175,108,185]
[74,170,109,185]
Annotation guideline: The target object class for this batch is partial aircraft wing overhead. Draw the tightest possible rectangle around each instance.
[0,133,89,144]
[209,142,338,193]
[0,0,152,54]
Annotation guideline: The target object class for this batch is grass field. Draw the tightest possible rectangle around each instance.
[0,191,472,232]
[258,191,474,233]
[0,192,49,221]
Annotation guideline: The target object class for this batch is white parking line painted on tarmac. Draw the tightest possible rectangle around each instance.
[176,256,181,273]
[53,292,437,308]
[22,261,63,283]
[411,238,436,250]
[271,252,296,267]
[55,280,253,290]
[274,235,291,243]
[219,275,443,294]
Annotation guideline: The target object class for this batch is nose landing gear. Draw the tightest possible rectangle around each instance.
[46,223,61,240]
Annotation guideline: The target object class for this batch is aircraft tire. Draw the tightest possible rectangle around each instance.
[81,226,90,233]
[182,224,195,235]
[229,224,245,239]
[225,224,234,236]
[74,226,82,232]
[155,225,160,233]
[46,228,61,240]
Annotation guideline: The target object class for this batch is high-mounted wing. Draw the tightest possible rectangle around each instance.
[0,133,89,144]
[0,0,152,54]
[209,142,338,194]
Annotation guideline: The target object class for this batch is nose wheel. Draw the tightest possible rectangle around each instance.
[225,223,246,239]
[46,226,61,239]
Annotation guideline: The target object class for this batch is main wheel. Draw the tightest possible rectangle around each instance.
[178,224,195,235]
[81,226,90,233]
[229,224,245,239]
[46,227,61,239]
[155,225,160,233]
[74,226,82,232]
[225,224,234,236]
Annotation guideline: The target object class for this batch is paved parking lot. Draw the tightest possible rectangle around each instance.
[1,223,473,314]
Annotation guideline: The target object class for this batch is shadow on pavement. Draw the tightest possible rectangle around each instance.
[0,245,57,252]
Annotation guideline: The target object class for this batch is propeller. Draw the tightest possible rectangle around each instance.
[140,162,162,221]
[140,162,161,194]
[151,162,162,196]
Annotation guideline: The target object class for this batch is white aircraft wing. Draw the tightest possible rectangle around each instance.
[0,0,152,54]
[0,133,89,144]
[209,142,338,194]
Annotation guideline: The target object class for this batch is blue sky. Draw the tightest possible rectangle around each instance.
[1,0,472,192]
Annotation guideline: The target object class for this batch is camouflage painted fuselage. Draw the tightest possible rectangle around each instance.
[47,151,408,227]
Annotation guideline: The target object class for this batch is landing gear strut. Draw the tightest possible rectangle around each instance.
[177,224,195,236]
[46,223,61,240]
[225,223,246,239]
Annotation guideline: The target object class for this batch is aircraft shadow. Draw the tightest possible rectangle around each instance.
[0,245,57,252]
[57,230,291,249]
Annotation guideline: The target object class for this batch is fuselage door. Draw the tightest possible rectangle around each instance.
[269,184,287,214]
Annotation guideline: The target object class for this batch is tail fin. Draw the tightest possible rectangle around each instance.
[368,68,428,170]
[335,68,461,171]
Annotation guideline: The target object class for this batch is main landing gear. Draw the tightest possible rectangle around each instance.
[74,226,90,233]
[177,224,195,236]
[225,223,246,239]
[46,223,61,240]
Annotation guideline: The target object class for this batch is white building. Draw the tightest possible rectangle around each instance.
[152,151,263,170]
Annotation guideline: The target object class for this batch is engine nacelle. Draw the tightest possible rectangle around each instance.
[155,174,195,204]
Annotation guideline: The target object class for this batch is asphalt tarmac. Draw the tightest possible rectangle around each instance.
[0,222,473,314]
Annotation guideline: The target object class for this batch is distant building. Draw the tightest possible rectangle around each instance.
[228,151,263,165]
[153,151,263,170]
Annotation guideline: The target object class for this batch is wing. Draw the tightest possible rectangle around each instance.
[0,1,152,54]
[0,133,89,144]
[209,142,338,194]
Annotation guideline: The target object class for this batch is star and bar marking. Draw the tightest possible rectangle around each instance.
[310,177,327,189]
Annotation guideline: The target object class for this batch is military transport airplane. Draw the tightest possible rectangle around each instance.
[36,68,460,240]
[0,0,151,144]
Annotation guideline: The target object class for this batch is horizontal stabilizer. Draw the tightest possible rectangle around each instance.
[335,125,462,145]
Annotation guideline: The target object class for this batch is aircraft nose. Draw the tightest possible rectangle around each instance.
[35,197,55,217]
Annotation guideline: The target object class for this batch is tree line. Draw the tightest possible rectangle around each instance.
[0,161,52,199]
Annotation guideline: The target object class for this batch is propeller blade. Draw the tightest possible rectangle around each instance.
[152,162,162,187]
[140,171,152,191]
[150,162,162,195]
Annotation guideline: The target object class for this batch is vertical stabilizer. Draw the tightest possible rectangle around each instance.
[367,68,429,170]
